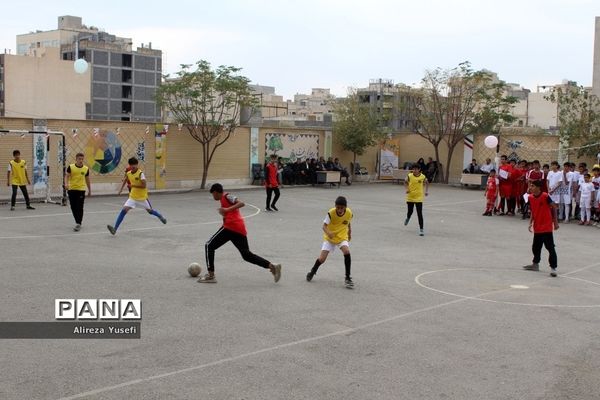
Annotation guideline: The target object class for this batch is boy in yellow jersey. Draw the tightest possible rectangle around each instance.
[107,157,166,235]
[6,150,34,211]
[306,196,354,288]
[404,163,429,236]
[64,152,91,231]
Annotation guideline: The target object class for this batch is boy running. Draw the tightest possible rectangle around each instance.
[306,196,354,288]
[404,163,429,236]
[523,180,559,277]
[64,152,91,231]
[7,150,35,211]
[107,157,167,235]
[198,183,282,283]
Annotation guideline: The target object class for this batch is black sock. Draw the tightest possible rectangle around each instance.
[344,254,351,278]
[311,259,322,274]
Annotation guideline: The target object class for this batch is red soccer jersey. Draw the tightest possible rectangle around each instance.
[529,192,554,233]
[526,169,544,183]
[499,164,513,197]
[265,162,279,188]
[221,193,247,236]
[485,177,497,199]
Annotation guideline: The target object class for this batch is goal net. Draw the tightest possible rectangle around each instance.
[0,130,66,206]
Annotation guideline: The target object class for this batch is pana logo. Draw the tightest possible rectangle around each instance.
[55,299,142,320]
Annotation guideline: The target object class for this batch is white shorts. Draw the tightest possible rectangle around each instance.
[123,198,152,210]
[580,196,592,209]
[321,240,349,253]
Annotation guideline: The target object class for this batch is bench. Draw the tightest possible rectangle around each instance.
[391,169,410,184]
[460,173,487,189]
[316,171,341,187]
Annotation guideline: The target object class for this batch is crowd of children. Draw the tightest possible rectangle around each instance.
[483,156,600,226]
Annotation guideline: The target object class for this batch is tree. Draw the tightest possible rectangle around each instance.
[333,91,388,169]
[410,62,517,183]
[155,60,257,189]
[546,84,600,158]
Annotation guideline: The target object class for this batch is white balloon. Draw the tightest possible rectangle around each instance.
[74,58,89,74]
[484,135,498,149]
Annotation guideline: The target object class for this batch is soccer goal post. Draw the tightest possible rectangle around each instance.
[0,130,67,206]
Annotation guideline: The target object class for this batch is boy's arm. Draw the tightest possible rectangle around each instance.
[551,203,559,230]
[6,167,10,186]
[64,171,70,190]
[322,223,334,239]
[424,179,429,196]
[85,174,91,196]
[25,169,31,184]
[117,174,128,194]
[347,223,351,241]
[226,199,245,212]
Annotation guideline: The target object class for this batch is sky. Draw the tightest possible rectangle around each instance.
[1,0,599,100]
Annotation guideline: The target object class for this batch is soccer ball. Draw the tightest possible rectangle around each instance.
[188,263,201,277]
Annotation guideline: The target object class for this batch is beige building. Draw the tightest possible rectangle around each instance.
[0,48,91,119]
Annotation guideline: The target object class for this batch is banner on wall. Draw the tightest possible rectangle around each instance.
[378,138,400,179]
[32,120,48,194]
[250,127,259,174]
[155,124,168,189]
[265,133,319,162]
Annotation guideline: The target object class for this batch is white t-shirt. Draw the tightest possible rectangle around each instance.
[546,170,563,194]
[579,182,595,198]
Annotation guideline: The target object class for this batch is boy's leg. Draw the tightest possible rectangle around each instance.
[307,248,330,281]
[68,190,77,221]
[107,206,131,234]
[542,233,557,275]
[266,187,273,210]
[405,202,414,225]
[229,232,271,269]
[11,185,18,208]
[20,185,32,207]
[416,202,424,230]
[531,234,544,266]
[144,200,167,224]
[341,246,351,279]
[204,227,231,273]
[271,188,280,208]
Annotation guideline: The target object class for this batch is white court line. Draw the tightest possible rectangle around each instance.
[55,270,559,400]
[414,263,600,308]
[0,210,116,220]
[0,204,261,240]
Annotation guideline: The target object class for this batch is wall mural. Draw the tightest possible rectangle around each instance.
[265,133,319,163]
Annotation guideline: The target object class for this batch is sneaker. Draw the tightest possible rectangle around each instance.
[74,224,81,232]
[522,263,539,271]
[10,206,15,211]
[306,271,314,282]
[197,273,217,283]
[107,225,116,235]
[159,215,167,224]
[265,207,272,212]
[550,268,557,277]
[26,205,35,210]
[419,228,424,236]
[271,205,278,211]
[270,263,282,283]
[345,277,354,289]
[404,218,409,226]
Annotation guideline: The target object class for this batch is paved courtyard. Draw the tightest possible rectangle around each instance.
[1,183,599,399]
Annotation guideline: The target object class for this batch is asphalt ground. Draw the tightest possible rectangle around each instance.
[1,183,599,400]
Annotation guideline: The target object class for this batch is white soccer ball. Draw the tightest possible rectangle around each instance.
[188,262,201,277]
[484,135,498,149]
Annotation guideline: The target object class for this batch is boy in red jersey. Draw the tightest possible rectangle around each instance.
[523,160,544,219]
[198,183,282,283]
[264,154,280,211]
[483,169,498,216]
[497,155,512,215]
[523,180,559,277]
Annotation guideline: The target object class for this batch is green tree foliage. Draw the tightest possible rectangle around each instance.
[546,85,600,157]
[333,92,387,168]
[155,60,257,188]
[411,62,517,183]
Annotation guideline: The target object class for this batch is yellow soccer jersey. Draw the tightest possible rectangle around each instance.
[9,160,27,186]
[406,172,426,202]
[323,207,353,244]
[67,164,89,191]
[127,169,148,201]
